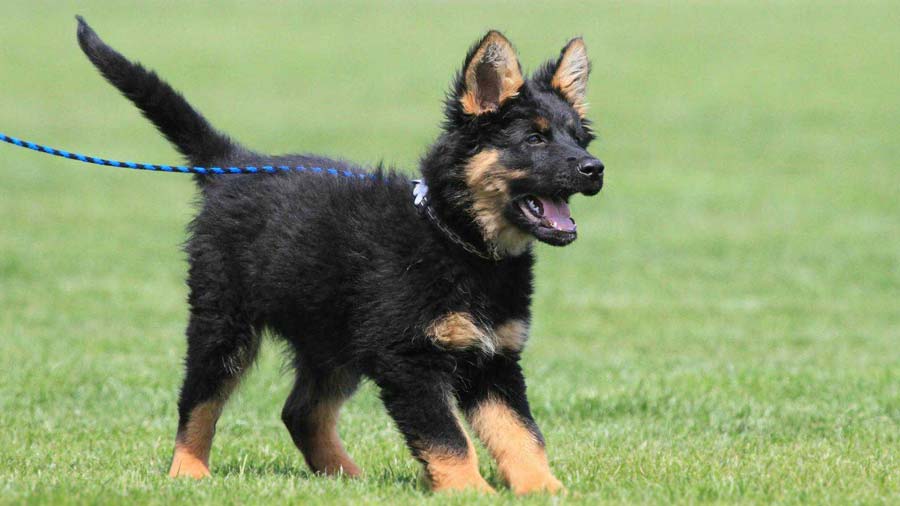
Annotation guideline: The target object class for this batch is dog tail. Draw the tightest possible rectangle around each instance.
[76,16,238,184]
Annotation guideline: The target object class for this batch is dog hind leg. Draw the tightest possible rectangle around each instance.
[168,312,260,479]
[281,365,362,477]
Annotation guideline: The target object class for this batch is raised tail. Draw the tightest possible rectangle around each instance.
[76,16,238,177]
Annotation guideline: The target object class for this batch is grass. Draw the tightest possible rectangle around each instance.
[1,1,898,504]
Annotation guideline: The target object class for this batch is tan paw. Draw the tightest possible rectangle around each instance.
[431,474,496,494]
[511,475,566,495]
[168,448,211,479]
[316,459,363,478]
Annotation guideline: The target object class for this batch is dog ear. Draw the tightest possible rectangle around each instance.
[547,37,590,117]
[458,31,524,116]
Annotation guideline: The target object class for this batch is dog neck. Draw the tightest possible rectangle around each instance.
[413,180,500,261]
[412,179,533,261]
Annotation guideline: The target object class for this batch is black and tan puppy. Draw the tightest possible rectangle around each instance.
[76,16,603,494]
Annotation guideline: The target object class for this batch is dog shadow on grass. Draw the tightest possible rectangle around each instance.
[212,459,421,489]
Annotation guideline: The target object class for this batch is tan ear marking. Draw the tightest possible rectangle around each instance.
[460,32,525,115]
[551,38,590,117]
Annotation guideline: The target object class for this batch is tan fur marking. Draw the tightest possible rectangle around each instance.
[169,377,242,479]
[469,399,564,495]
[420,418,495,493]
[551,38,590,117]
[533,116,550,132]
[428,312,490,351]
[464,150,533,257]
[302,400,361,477]
[460,32,524,115]
[495,319,529,352]
[460,91,486,118]
[168,400,224,479]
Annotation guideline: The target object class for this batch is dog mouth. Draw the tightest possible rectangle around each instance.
[514,195,578,246]
[518,195,576,232]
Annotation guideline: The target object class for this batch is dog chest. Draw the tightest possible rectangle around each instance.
[426,312,529,354]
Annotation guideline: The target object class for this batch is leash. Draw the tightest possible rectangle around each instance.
[1,131,499,261]
[0,132,375,180]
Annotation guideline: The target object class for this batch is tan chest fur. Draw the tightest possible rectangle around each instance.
[427,312,529,354]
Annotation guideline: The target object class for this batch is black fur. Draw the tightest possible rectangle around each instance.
[76,17,603,491]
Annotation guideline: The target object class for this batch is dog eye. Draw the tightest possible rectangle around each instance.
[525,134,545,145]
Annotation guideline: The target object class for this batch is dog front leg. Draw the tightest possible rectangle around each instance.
[373,365,494,494]
[459,354,564,495]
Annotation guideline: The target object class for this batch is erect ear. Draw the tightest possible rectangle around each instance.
[459,31,524,116]
[550,37,590,117]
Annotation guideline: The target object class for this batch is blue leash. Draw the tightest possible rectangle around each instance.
[0,132,376,180]
[0,131,501,259]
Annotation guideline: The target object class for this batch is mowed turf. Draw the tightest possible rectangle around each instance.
[1,1,898,504]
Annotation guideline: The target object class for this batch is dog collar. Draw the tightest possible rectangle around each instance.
[412,179,499,261]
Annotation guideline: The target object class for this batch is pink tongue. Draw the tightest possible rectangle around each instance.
[538,197,576,232]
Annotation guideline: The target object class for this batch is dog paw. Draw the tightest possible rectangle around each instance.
[168,449,211,479]
[433,476,497,494]
[422,468,496,494]
[511,475,566,496]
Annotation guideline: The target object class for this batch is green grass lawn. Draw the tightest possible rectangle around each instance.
[1,1,898,504]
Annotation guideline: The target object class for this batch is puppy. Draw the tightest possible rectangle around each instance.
[76,16,603,494]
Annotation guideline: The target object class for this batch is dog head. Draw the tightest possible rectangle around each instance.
[422,31,603,257]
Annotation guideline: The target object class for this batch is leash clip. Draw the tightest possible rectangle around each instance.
[412,179,429,208]
[411,178,499,262]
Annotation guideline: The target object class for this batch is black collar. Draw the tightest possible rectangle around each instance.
[412,180,499,261]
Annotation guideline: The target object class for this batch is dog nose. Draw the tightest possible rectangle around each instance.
[577,158,604,179]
